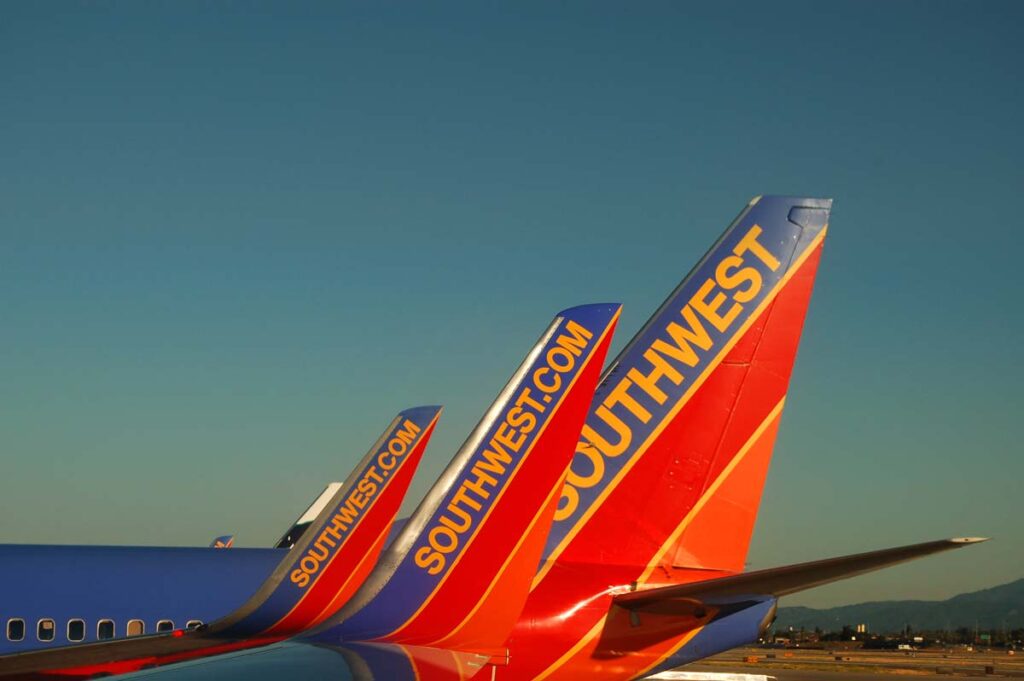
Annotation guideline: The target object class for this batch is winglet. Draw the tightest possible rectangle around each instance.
[315,304,622,655]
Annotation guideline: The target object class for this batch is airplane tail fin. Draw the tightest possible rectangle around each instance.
[538,197,831,585]
[315,304,622,655]
[209,535,234,549]
[274,482,344,549]
[0,407,443,678]
[212,406,443,636]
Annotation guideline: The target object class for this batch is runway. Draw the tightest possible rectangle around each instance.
[677,668,1006,681]
[663,646,1024,679]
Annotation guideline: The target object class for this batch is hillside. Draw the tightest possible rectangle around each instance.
[775,578,1024,633]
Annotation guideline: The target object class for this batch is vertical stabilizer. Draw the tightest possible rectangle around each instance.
[538,197,830,580]
[317,304,621,655]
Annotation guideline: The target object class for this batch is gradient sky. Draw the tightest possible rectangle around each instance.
[1,2,1020,609]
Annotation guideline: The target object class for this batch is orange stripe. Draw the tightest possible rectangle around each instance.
[267,413,440,631]
[383,309,621,639]
[309,518,392,626]
[533,229,826,589]
[401,644,423,681]
[429,467,570,646]
[632,625,708,679]
[637,397,785,582]
[531,618,605,681]
[532,396,787,680]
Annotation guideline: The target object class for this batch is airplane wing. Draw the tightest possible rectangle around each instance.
[613,537,989,613]
[209,535,235,549]
[0,406,442,679]
[273,483,344,549]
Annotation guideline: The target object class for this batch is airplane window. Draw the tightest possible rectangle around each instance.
[156,620,174,633]
[67,619,86,642]
[127,620,144,637]
[7,619,24,641]
[185,620,203,630]
[97,619,115,640]
[37,619,55,642]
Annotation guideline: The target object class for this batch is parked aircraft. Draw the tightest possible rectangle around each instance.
[207,536,234,549]
[0,197,986,681]
[0,303,621,677]
[0,406,442,658]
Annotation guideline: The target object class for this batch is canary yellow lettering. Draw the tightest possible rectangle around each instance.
[715,254,762,304]
[506,406,537,434]
[534,366,562,393]
[415,546,445,575]
[652,306,713,368]
[603,379,651,423]
[733,224,780,271]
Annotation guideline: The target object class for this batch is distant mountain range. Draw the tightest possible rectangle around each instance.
[775,578,1024,633]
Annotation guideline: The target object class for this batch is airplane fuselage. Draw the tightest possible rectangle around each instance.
[0,545,279,655]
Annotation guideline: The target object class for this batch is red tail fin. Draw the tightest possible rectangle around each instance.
[538,196,831,582]
[319,304,621,655]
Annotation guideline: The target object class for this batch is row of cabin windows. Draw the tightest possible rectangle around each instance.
[5,618,203,643]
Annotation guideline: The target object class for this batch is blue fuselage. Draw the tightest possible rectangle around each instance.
[0,544,281,655]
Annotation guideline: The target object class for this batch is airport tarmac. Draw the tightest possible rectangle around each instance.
[670,646,1024,679]
[680,671,1008,681]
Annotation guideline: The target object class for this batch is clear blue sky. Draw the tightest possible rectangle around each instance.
[1,2,1020,608]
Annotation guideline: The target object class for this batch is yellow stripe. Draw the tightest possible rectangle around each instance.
[268,413,440,629]
[532,617,605,681]
[532,227,826,589]
[531,398,783,680]
[531,230,826,680]
[633,624,708,678]
[310,517,392,626]
[400,645,422,681]
[383,309,621,639]
[430,467,570,646]
[452,650,467,679]
[638,396,785,582]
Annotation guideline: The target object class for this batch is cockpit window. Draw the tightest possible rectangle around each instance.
[37,619,55,642]
[185,620,203,630]
[67,619,86,642]
[7,619,24,641]
[97,619,115,640]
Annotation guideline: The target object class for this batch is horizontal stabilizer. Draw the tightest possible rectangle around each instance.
[614,538,988,611]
